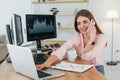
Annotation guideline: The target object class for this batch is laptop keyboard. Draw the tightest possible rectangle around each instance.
[33,54,48,64]
[37,70,52,78]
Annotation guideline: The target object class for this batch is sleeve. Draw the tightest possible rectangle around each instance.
[51,34,78,61]
[81,34,107,61]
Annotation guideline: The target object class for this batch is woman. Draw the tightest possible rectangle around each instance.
[36,9,107,75]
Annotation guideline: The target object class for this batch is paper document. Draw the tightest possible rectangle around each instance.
[52,61,93,73]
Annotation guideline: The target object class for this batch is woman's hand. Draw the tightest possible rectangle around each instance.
[36,62,51,70]
[36,55,58,70]
[89,23,96,41]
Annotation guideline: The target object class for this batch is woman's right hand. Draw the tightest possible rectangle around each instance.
[36,55,58,70]
[89,23,96,41]
[36,62,51,70]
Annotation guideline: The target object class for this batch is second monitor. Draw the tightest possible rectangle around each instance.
[26,14,57,51]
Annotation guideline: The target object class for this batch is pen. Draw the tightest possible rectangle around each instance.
[70,64,74,69]
[81,66,84,69]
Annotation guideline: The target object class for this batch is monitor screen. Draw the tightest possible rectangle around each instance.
[12,14,24,46]
[26,14,57,41]
[26,14,57,50]
[6,24,13,44]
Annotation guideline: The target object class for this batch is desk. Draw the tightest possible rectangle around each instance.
[0,58,107,80]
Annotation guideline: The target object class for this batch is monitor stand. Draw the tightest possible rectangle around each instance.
[36,40,42,53]
[36,40,52,53]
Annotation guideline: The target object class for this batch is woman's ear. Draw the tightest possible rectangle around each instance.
[105,42,107,47]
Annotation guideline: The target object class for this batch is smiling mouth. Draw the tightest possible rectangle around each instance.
[82,29,87,32]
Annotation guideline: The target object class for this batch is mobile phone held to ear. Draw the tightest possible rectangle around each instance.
[90,19,95,25]
[87,19,95,34]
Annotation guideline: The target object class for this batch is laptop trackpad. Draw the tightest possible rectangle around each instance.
[37,70,51,78]
[42,69,65,78]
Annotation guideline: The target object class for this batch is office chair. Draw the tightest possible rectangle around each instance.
[0,35,8,64]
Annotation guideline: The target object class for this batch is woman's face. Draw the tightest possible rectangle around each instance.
[77,16,90,34]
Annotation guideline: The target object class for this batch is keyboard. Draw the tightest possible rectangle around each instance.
[41,48,52,52]
[44,43,61,49]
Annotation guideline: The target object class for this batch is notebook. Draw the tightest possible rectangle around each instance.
[7,44,65,80]
[52,61,93,73]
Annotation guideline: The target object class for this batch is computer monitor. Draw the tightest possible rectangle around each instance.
[26,14,57,50]
[6,14,24,63]
[11,14,24,46]
[6,24,13,44]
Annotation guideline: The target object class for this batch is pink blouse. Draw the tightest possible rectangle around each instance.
[52,33,107,66]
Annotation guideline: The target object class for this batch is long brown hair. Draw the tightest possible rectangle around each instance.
[74,9,103,34]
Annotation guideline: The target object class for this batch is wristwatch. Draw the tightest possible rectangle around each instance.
[88,41,95,45]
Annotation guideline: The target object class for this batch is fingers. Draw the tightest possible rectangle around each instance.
[36,64,44,70]
[49,66,53,69]
[36,64,51,71]
[89,23,96,32]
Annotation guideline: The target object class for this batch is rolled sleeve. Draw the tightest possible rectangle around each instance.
[81,34,107,61]
[51,35,79,61]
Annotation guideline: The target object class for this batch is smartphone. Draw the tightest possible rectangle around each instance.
[87,19,95,34]
[90,19,95,25]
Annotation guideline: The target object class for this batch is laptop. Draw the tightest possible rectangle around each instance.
[7,44,65,80]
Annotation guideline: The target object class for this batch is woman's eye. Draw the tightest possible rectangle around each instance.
[83,21,88,24]
[77,22,80,25]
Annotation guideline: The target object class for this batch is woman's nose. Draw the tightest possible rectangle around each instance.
[80,23,84,28]
[80,23,83,28]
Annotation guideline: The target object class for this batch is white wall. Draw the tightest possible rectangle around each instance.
[0,0,120,61]
[0,0,31,40]
[32,2,89,40]
[89,0,120,62]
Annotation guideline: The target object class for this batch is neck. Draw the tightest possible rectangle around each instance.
[82,33,89,39]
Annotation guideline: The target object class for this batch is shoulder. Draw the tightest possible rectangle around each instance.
[96,34,107,41]
[69,33,81,40]
[97,34,107,38]
[75,32,82,38]
[66,33,81,43]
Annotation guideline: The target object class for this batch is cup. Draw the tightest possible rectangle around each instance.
[67,50,77,62]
